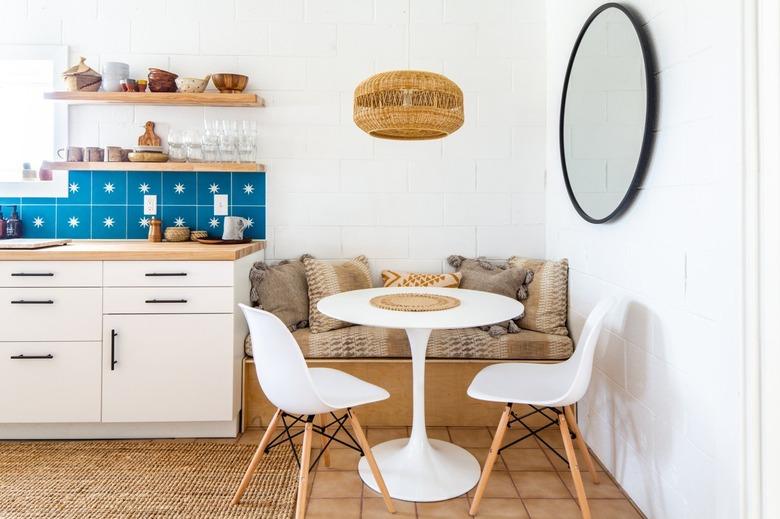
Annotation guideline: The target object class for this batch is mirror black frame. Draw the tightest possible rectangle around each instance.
[559,2,657,224]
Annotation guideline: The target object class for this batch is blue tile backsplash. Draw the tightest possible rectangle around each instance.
[5,170,266,240]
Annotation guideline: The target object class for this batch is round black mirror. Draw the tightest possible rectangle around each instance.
[559,3,657,224]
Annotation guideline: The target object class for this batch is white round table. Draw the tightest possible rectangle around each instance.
[317,286,524,502]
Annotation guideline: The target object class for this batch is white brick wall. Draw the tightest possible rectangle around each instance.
[546,1,743,518]
[4,0,546,271]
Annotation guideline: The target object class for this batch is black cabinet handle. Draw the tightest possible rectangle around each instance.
[10,354,53,360]
[145,272,187,277]
[11,273,54,277]
[145,299,188,304]
[110,329,118,371]
[11,300,54,304]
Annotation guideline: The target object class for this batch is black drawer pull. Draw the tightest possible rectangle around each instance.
[145,299,188,304]
[11,273,54,277]
[10,354,53,360]
[145,272,188,277]
[11,300,54,304]
[111,329,118,371]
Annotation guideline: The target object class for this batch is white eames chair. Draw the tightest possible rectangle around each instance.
[232,304,396,517]
[466,298,617,519]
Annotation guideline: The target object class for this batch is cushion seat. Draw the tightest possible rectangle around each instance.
[245,325,572,361]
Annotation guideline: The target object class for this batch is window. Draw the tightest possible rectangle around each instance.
[0,45,67,184]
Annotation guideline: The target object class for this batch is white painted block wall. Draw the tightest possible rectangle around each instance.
[546,1,743,518]
[0,0,547,274]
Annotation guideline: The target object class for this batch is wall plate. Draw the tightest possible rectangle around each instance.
[214,194,228,216]
[143,195,157,215]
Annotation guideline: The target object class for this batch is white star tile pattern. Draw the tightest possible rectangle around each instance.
[103,216,115,228]
[67,216,80,228]
[68,182,79,193]
[33,216,45,228]
[243,183,254,195]
[209,217,220,228]
[139,217,151,228]
[174,217,186,227]
[174,183,186,194]
[104,182,115,194]
[209,183,220,194]
[139,183,150,193]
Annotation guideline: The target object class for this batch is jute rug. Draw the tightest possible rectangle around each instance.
[0,440,298,518]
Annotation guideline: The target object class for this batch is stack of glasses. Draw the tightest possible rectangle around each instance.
[168,120,258,163]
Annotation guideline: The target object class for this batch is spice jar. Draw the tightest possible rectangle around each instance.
[148,217,162,242]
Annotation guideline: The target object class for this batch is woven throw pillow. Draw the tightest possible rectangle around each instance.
[381,270,462,288]
[305,255,373,333]
[508,256,569,336]
[248,254,312,331]
[447,256,533,336]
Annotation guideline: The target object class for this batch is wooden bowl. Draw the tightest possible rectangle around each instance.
[212,73,248,93]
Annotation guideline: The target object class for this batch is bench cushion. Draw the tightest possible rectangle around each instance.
[244,325,572,361]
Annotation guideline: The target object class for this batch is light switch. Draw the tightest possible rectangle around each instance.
[214,194,228,216]
[144,195,157,215]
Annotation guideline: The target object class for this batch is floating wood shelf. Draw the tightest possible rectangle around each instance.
[42,161,265,172]
[43,91,264,107]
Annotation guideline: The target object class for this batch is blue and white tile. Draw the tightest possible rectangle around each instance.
[127,206,157,239]
[232,205,265,240]
[92,171,127,205]
[20,205,56,239]
[196,172,230,206]
[91,206,127,239]
[56,205,91,239]
[21,196,56,205]
[197,206,224,238]
[0,198,21,206]
[127,172,162,205]
[231,173,265,206]
[162,205,196,230]
[57,171,91,205]
[162,172,196,205]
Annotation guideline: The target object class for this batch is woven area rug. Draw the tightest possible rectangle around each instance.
[0,440,298,518]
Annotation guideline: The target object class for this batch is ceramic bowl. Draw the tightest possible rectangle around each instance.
[212,73,248,93]
[175,75,211,93]
[148,68,179,92]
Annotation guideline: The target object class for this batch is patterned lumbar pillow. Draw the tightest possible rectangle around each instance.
[304,255,373,333]
[248,254,312,331]
[381,270,462,288]
[508,256,569,336]
[447,255,533,336]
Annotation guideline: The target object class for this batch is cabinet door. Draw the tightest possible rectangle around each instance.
[102,314,234,423]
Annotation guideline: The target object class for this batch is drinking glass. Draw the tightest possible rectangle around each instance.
[185,129,203,162]
[202,121,220,162]
[168,129,186,162]
[218,127,238,162]
[238,121,257,163]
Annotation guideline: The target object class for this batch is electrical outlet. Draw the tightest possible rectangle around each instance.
[143,195,157,215]
[214,194,228,216]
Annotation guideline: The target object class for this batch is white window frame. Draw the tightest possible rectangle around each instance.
[0,45,68,197]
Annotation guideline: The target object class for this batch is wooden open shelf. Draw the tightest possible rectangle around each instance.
[42,161,265,172]
[44,91,264,107]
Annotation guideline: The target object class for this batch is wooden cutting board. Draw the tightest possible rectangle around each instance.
[0,239,71,249]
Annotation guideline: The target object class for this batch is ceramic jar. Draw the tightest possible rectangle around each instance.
[102,62,129,92]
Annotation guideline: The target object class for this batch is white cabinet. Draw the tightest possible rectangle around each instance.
[0,288,102,341]
[102,314,234,423]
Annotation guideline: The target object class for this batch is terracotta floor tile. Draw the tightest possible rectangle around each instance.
[417,497,471,518]
[469,498,529,518]
[361,497,416,518]
[495,425,538,448]
[315,446,362,471]
[509,471,571,499]
[367,427,408,445]
[310,470,364,498]
[449,427,494,447]
[305,497,361,519]
[501,448,555,471]
[589,499,644,518]
[535,429,565,449]
[559,471,624,499]
[466,471,518,498]
[466,447,508,471]
[523,498,582,519]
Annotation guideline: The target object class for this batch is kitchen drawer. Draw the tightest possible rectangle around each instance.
[0,342,101,423]
[0,261,101,287]
[103,287,234,314]
[103,261,234,287]
[0,288,102,341]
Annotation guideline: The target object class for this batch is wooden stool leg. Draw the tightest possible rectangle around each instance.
[232,408,282,505]
[564,405,600,484]
[559,412,591,519]
[348,409,396,514]
[295,420,314,519]
[470,405,511,516]
[317,414,331,467]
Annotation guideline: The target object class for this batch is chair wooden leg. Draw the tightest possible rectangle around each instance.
[559,411,591,519]
[348,409,396,514]
[316,414,331,467]
[564,405,600,484]
[469,405,511,516]
[295,421,314,519]
[232,408,282,505]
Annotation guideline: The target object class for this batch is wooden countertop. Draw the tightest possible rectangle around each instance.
[0,240,266,261]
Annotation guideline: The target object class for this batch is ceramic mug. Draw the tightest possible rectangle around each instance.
[106,146,124,162]
[222,216,250,241]
[85,147,104,162]
[57,146,84,161]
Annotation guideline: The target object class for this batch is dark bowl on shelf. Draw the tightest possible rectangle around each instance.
[148,68,179,92]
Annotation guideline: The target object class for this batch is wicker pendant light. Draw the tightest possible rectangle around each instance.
[353,70,464,140]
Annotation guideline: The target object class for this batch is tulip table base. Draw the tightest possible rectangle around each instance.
[357,328,481,502]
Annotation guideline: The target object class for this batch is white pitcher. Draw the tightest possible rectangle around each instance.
[222,217,250,240]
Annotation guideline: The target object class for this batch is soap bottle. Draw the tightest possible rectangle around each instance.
[6,206,21,238]
[0,207,6,239]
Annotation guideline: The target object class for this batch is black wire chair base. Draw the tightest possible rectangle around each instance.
[496,404,573,467]
[263,410,364,473]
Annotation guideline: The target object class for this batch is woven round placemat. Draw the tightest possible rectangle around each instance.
[370,292,460,312]
[0,440,297,518]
